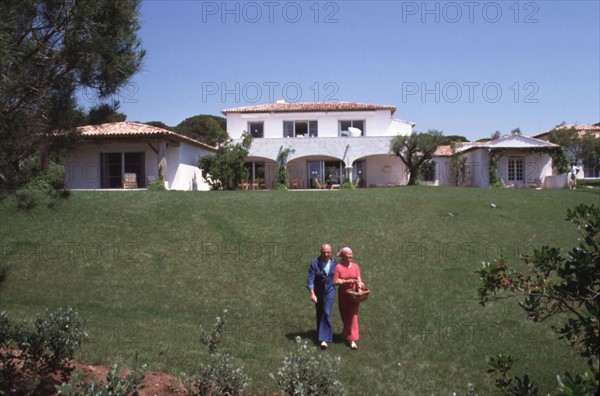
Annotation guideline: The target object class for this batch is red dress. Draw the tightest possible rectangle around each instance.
[334,262,361,341]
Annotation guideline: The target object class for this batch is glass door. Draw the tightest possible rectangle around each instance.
[307,161,324,189]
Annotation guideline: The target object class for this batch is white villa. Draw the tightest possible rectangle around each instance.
[222,101,414,189]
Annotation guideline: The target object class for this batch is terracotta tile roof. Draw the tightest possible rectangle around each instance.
[221,102,397,115]
[433,145,453,156]
[77,122,217,151]
[433,142,482,157]
[532,124,600,139]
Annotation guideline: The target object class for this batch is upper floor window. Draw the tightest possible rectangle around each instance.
[248,122,264,138]
[339,120,365,136]
[283,121,318,138]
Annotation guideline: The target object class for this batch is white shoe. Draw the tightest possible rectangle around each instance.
[350,341,358,349]
[320,341,328,349]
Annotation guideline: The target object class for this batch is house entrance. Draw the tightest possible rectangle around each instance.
[100,152,145,188]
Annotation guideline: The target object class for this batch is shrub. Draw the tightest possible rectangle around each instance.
[578,178,600,187]
[147,165,167,191]
[271,336,345,396]
[55,364,146,396]
[477,204,600,394]
[182,310,249,396]
[0,307,88,394]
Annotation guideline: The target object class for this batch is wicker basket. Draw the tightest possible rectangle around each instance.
[346,287,371,303]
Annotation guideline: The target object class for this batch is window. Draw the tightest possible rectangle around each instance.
[244,161,265,180]
[248,122,264,138]
[352,160,365,187]
[339,120,365,136]
[307,160,344,188]
[508,157,524,181]
[100,152,145,188]
[283,121,318,137]
[584,165,599,178]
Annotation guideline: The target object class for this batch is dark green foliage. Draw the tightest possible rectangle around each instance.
[390,130,447,185]
[143,121,173,130]
[417,160,436,182]
[548,126,600,175]
[175,115,228,146]
[0,307,87,395]
[199,133,252,190]
[445,135,469,142]
[578,178,600,187]
[556,357,599,396]
[85,103,127,125]
[0,0,145,205]
[488,151,502,187]
[550,148,570,174]
[486,354,539,395]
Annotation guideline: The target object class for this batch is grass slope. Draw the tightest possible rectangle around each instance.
[1,187,598,394]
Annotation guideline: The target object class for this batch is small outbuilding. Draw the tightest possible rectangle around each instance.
[63,122,216,190]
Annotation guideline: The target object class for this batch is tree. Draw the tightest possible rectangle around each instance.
[548,125,600,175]
[448,142,467,186]
[198,133,252,190]
[445,135,469,143]
[144,121,174,130]
[390,130,446,185]
[85,102,127,125]
[477,204,600,394]
[510,127,522,135]
[491,130,501,140]
[175,115,228,146]
[0,0,145,203]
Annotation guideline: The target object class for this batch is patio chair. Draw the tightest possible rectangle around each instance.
[314,179,327,189]
[238,179,250,190]
[123,173,137,189]
[250,179,260,190]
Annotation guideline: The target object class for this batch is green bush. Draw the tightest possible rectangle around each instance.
[55,364,146,396]
[578,178,600,187]
[182,310,249,396]
[0,307,87,395]
[271,337,345,396]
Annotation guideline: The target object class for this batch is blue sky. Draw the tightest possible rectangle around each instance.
[103,0,599,141]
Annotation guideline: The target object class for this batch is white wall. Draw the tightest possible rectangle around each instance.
[226,109,411,139]
[497,152,552,186]
[364,155,408,186]
[169,143,213,191]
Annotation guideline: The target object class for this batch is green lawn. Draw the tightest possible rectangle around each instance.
[1,187,598,395]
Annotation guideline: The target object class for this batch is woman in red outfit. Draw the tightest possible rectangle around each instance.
[333,247,364,349]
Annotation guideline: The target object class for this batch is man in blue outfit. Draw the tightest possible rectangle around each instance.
[307,243,337,349]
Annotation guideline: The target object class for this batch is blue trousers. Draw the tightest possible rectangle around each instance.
[315,290,335,342]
